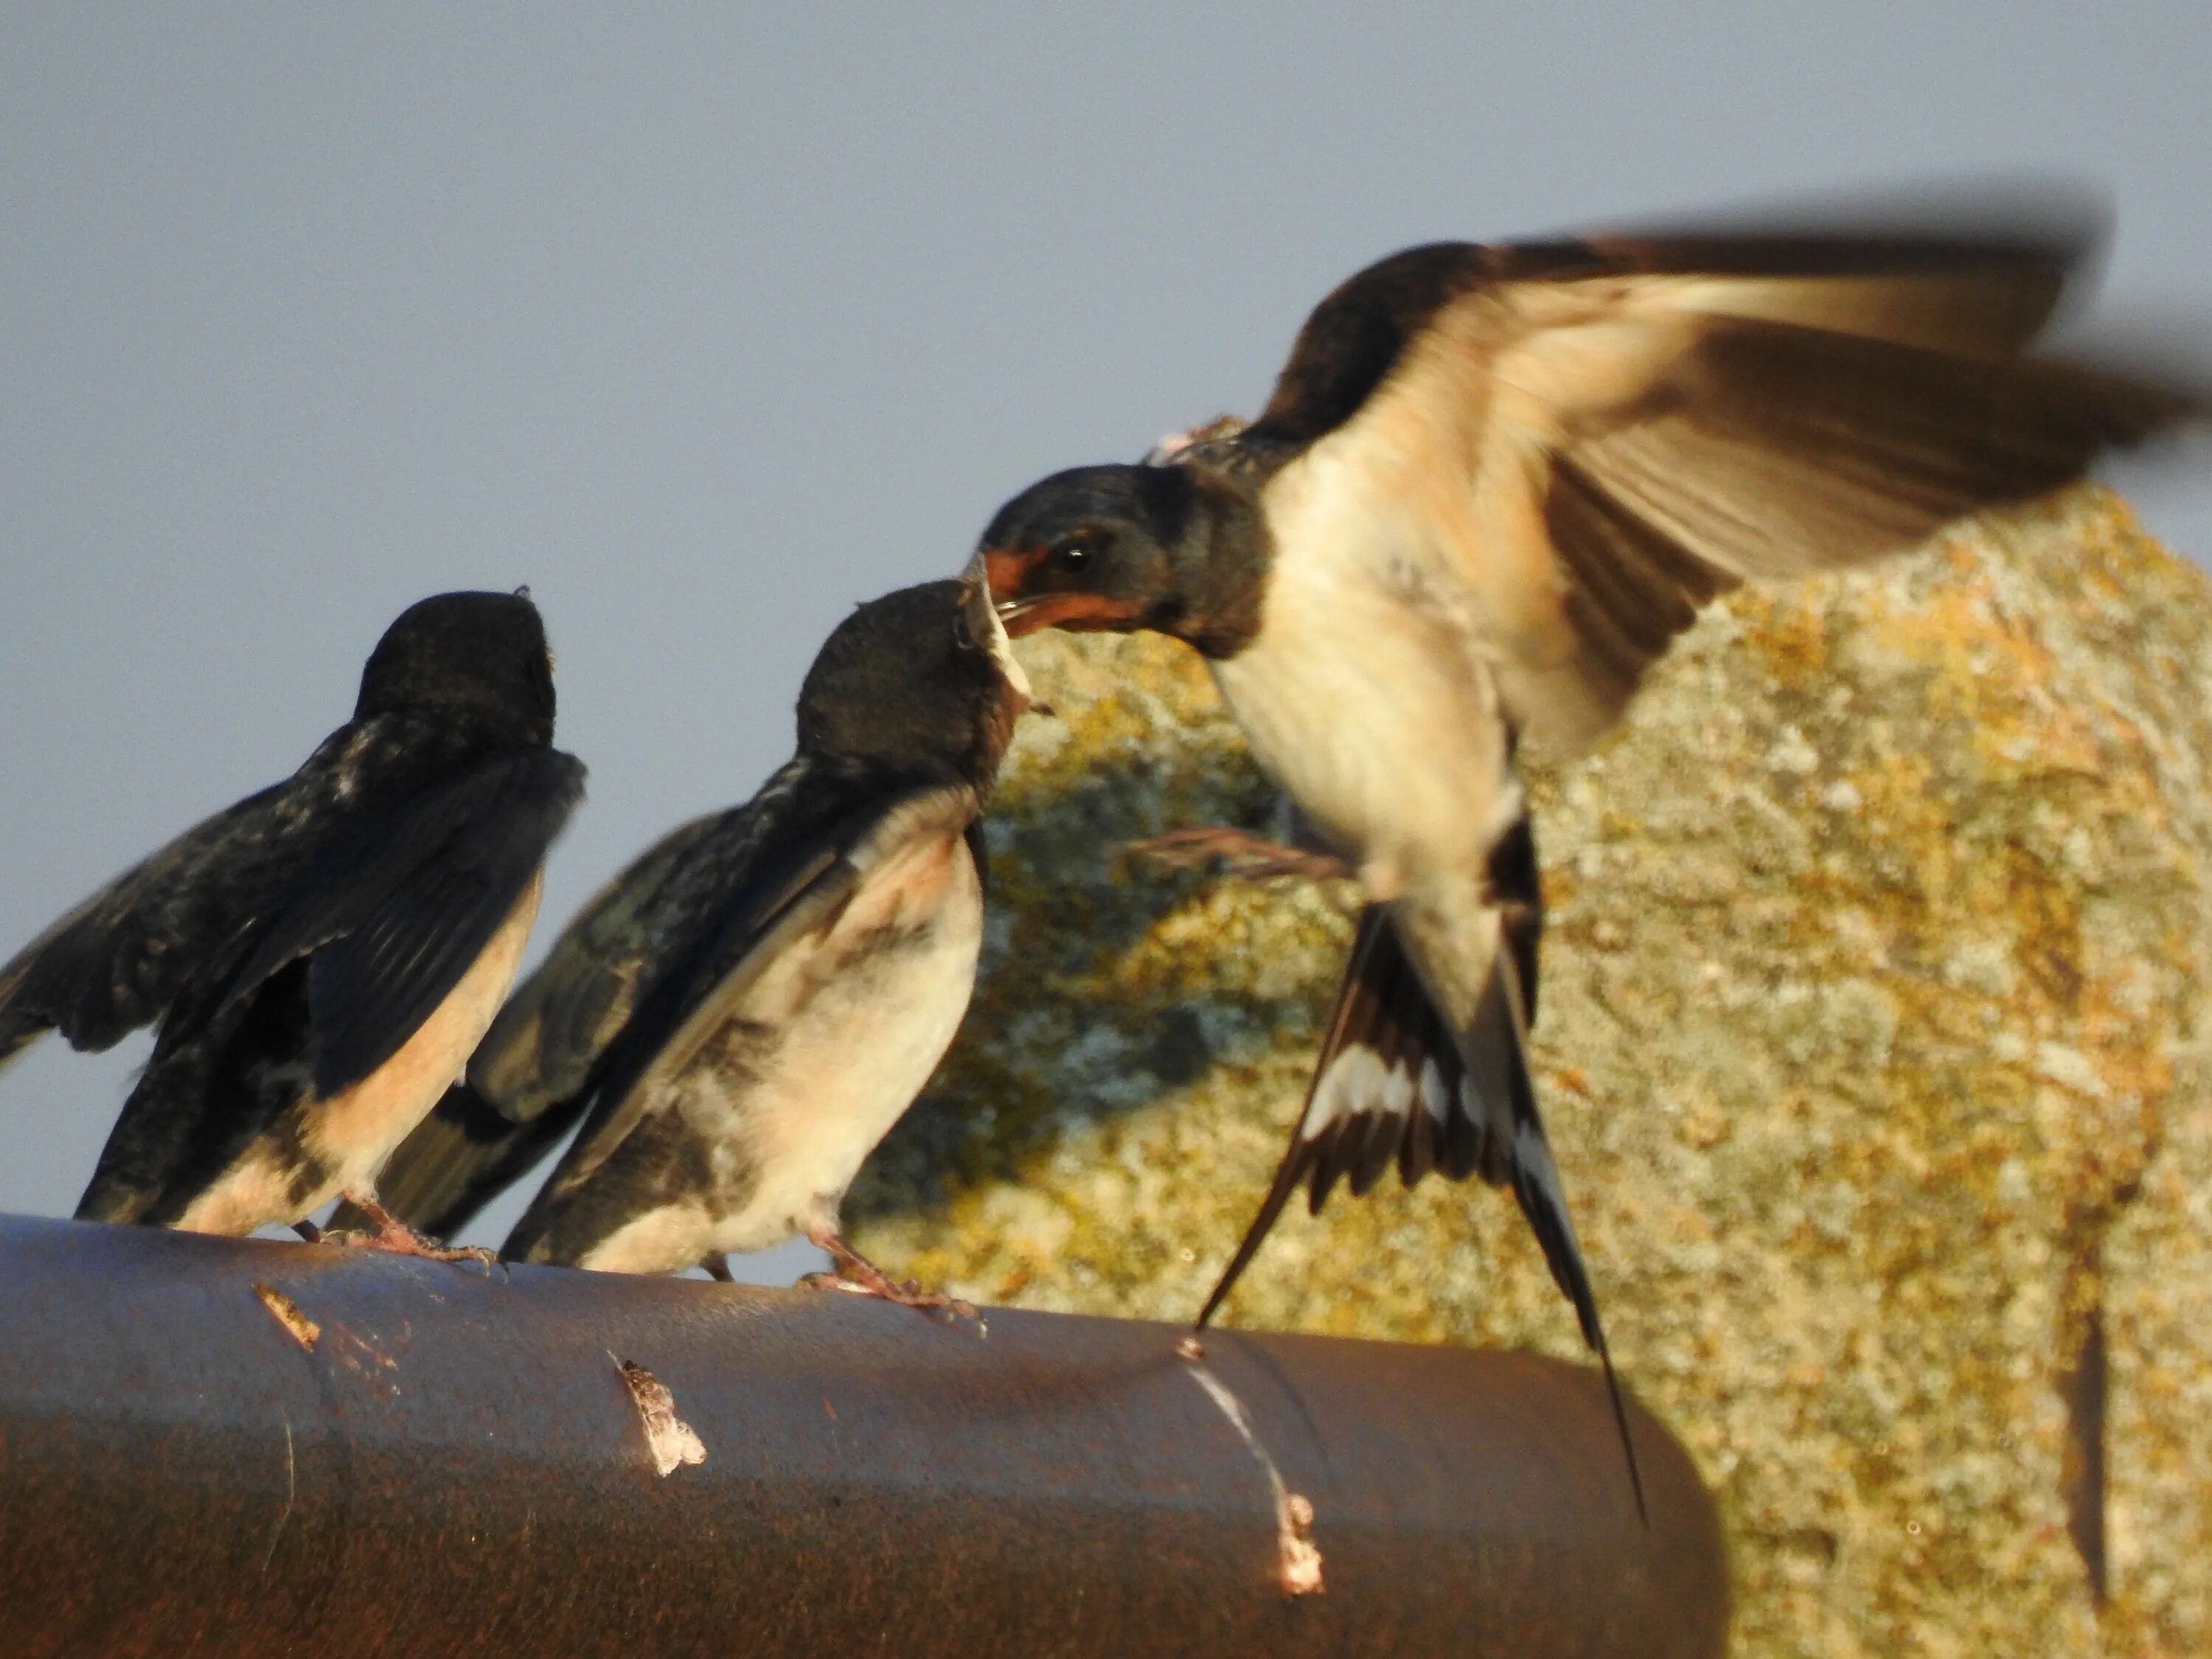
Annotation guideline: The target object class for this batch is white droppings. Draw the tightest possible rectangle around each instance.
[1180,1349,1324,1596]
[613,1355,706,1478]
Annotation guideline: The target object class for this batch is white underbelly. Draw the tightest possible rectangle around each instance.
[700,911,978,1257]
[1211,560,1515,888]
[580,840,984,1273]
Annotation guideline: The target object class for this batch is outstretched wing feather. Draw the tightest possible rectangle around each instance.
[1245,218,2199,750]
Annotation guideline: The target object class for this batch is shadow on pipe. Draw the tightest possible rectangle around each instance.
[0,1215,1728,1658]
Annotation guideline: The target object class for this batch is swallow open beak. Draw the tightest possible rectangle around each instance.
[992,594,1056,633]
[971,545,1062,639]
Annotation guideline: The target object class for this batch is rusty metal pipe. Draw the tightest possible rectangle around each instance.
[0,1215,1728,1657]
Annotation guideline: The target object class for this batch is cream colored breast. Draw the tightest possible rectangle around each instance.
[1214,445,1517,883]
[716,835,981,1253]
[599,831,986,1265]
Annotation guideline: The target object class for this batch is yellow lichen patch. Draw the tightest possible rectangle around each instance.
[1742,588,1834,687]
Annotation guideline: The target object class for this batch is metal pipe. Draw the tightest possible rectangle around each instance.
[0,1215,1728,1658]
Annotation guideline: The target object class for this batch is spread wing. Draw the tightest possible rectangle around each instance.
[337,807,738,1239]
[509,782,980,1251]
[0,780,302,1069]
[1244,212,2202,750]
[215,748,585,1098]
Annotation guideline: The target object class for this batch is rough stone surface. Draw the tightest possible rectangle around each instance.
[848,486,2212,1658]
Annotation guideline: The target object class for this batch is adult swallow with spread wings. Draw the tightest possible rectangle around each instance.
[977,200,2205,1512]
[0,591,582,1251]
[349,573,1029,1302]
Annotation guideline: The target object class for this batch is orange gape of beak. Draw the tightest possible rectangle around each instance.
[980,546,1147,638]
[981,546,1048,635]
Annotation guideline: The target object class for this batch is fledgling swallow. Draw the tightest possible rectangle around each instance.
[975,194,2206,1513]
[352,571,1029,1303]
[0,591,583,1251]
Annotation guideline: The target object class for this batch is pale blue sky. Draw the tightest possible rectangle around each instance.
[3,7,2208,1273]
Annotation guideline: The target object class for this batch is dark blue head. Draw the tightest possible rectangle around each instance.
[356,589,556,745]
[977,462,1265,658]
[797,576,1029,792]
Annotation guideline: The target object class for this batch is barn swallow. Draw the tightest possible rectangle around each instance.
[977,199,2205,1512]
[0,591,583,1251]
[351,571,1029,1301]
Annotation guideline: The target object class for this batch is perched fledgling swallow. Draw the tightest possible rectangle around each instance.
[350,572,1029,1301]
[977,198,2205,1513]
[0,591,582,1249]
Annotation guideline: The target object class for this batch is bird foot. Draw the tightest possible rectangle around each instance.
[314,1192,502,1273]
[804,1228,979,1324]
[1121,827,1355,884]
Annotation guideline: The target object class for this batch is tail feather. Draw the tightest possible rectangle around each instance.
[1197,908,1397,1329]
[1492,946,1648,1525]
[1200,871,1647,1520]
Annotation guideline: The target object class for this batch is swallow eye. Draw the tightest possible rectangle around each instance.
[1052,540,1094,573]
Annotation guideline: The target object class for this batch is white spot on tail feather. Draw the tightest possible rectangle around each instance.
[1460,1075,1501,1135]
[1304,1044,1417,1139]
[1418,1058,1451,1124]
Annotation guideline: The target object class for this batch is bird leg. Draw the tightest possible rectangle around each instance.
[699,1253,734,1283]
[318,1189,502,1272]
[803,1225,976,1321]
[1121,826,1356,884]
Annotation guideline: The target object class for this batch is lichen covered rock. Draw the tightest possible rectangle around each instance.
[848,485,2212,1658]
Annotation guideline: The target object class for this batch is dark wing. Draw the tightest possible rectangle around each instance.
[1197,901,1541,1321]
[502,782,980,1262]
[1242,209,2202,749]
[0,780,301,1068]
[1200,817,1541,1317]
[215,748,585,1098]
[342,806,755,1239]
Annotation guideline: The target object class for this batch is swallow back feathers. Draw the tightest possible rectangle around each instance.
[0,591,582,1240]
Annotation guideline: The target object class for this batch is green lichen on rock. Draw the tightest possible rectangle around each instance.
[848,484,2212,1658]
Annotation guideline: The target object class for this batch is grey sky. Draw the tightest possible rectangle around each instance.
[4,7,2208,1273]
